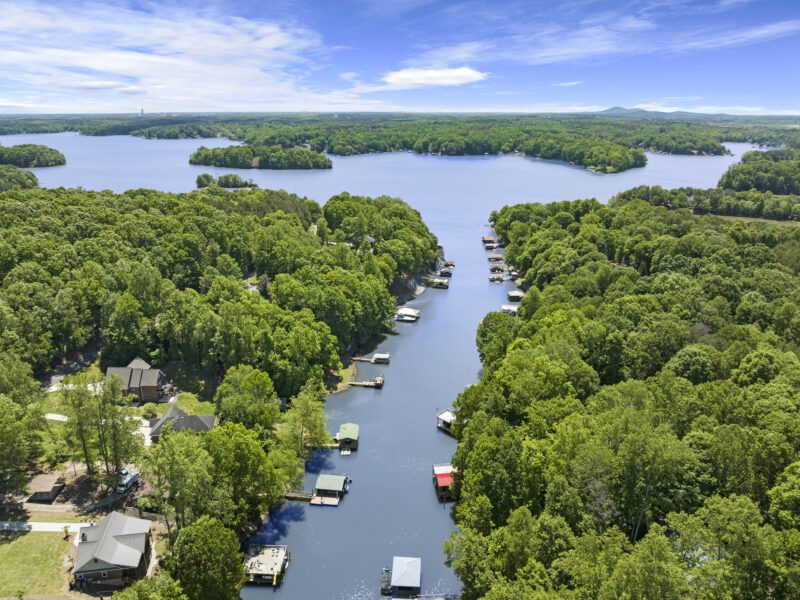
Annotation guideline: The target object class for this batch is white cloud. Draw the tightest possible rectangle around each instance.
[0,0,387,112]
[355,66,488,92]
[405,12,800,69]
[383,67,487,88]
[551,81,584,87]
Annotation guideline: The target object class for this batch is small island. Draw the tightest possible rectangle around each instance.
[0,143,66,167]
[196,173,258,188]
[190,144,332,170]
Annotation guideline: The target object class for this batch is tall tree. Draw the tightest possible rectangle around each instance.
[278,378,330,462]
[167,516,245,600]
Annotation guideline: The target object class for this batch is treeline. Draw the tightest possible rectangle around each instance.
[196,173,257,188]
[0,143,65,167]
[446,198,800,599]
[613,185,800,220]
[0,164,38,191]
[190,145,332,169]
[719,148,800,195]
[6,113,800,174]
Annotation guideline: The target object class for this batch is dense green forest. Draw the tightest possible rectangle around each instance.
[719,148,800,195]
[0,143,65,167]
[613,185,800,220]
[446,197,800,599]
[190,144,332,169]
[0,164,38,191]
[196,173,257,188]
[0,186,434,390]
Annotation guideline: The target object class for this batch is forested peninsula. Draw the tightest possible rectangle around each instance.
[0,164,38,191]
[4,112,800,174]
[0,143,65,167]
[446,191,800,599]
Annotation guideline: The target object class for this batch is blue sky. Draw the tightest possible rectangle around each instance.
[1,0,798,114]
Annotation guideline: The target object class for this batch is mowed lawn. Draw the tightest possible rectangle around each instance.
[0,532,72,599]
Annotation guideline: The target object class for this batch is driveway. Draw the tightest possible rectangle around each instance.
[0,520,87,533]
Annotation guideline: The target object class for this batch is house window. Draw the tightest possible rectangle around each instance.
[101,572,108,578]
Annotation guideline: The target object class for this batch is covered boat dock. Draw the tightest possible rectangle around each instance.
[311,473,350,506]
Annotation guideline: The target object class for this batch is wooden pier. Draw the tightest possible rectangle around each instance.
[284,490,313,502]
[350,375,384,389]
[352,353,390,364]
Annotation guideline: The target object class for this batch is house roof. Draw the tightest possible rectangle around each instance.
[73,512,150,574]
[437,409,455,424]
[106,363,163,390]
[127,357,151,370]
[150,405,216,438]
[314,473,348,492]
[105,367,132,388]
[337,423,359,441]
[436,472,453,488]
[139,369,163,387]
[391,556,421,588]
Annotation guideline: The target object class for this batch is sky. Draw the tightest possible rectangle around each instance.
[0,0,799,114]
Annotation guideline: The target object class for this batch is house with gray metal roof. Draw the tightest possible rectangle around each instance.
[72,512,152,589]
[149,405,216,443]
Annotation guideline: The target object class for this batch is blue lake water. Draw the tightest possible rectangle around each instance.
[1,132,755,599]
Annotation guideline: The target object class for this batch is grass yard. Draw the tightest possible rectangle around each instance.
[157,392,215,416]
[0,532,73,599]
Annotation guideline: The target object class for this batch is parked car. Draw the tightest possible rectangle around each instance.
[115,469,140,494]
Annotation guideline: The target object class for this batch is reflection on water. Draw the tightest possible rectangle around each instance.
[0,132,757,599]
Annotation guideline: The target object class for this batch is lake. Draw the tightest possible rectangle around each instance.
[1,132,754,599]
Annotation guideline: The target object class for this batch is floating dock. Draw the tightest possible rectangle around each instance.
[427,277,449,289]
[489,263,504,273]
[244,545,289,586]
[488,253,503,262]
[395,307,420,322]
[433,465,456,501]
[436,409,456,436]
[507,290,525,302]
[500,304,519,315]
[353,352,390,364]
[489,274,503,283]
[310,473,350,506]
[350,375,384,389]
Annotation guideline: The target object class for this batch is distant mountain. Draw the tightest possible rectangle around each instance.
[593,106,796,122]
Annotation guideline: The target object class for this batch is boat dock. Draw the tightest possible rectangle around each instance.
[352,352,390,364]
[310,473,350,506]
[284,490,314,502]
[244,544,289,586]
[395,307,421,322]
[350,375,384,389]
[427,277,449,289]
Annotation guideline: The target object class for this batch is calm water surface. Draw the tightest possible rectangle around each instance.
[2,132,754,599]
